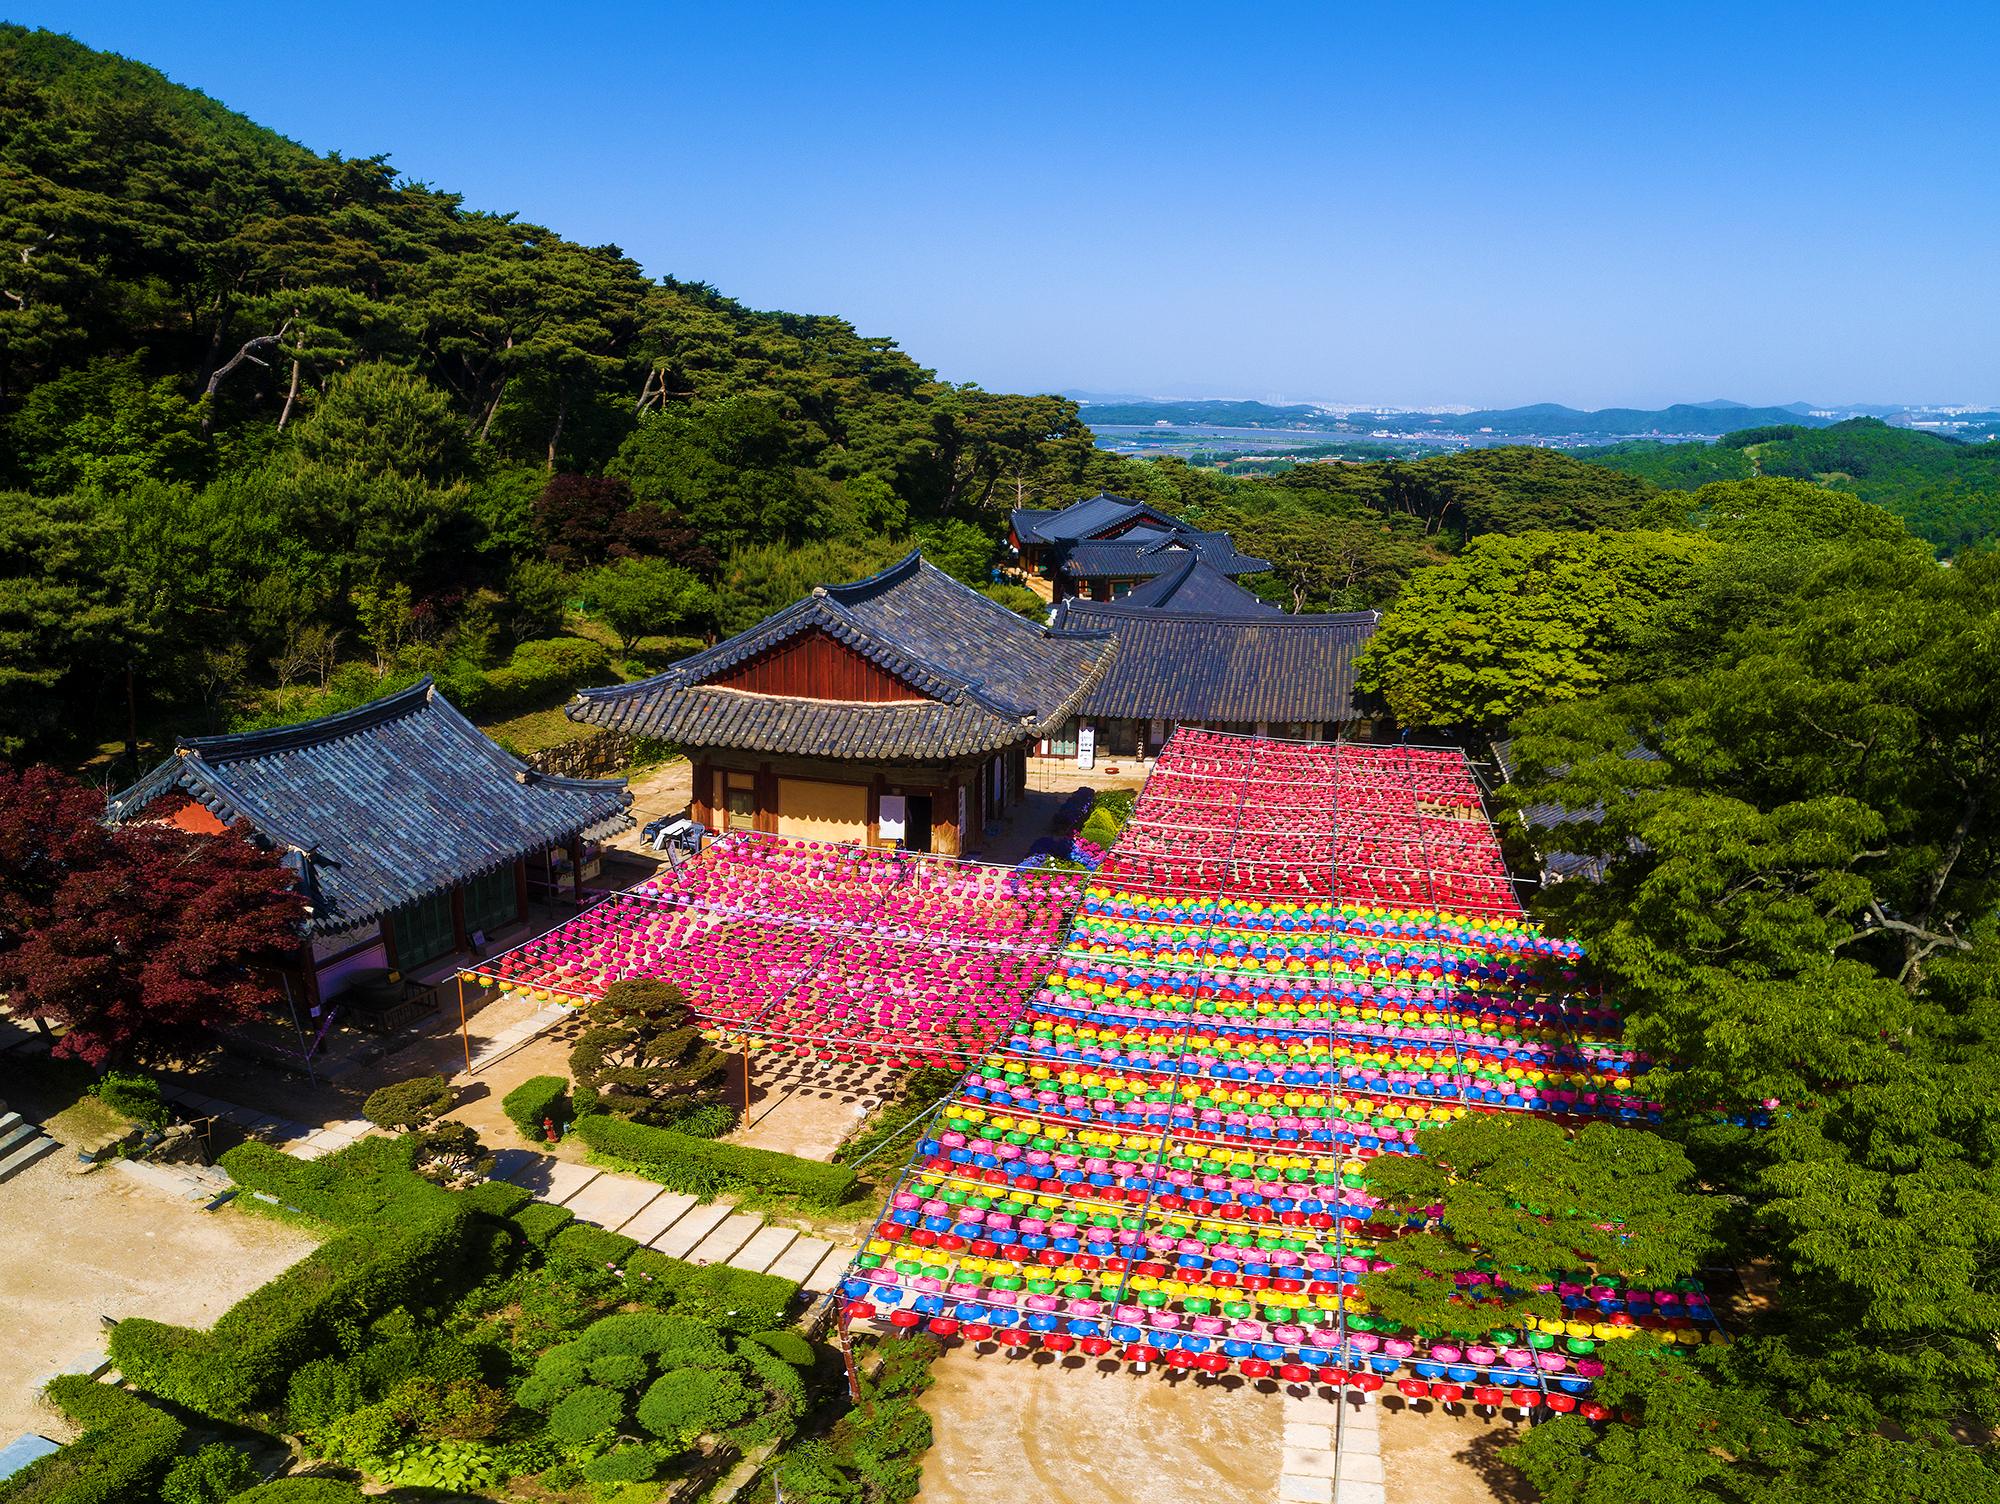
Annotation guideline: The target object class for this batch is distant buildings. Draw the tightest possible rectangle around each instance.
[1009,493,1273,603]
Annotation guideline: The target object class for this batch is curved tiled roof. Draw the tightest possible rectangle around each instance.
[569,552,1116,759]
[1107,557,1283,615]
[1010,493,1179,545]
[1060,530,1271,579]
[108,681,631,935]
[1056,604,1379,723]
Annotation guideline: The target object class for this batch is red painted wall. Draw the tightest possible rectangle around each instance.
[706,629,925,702]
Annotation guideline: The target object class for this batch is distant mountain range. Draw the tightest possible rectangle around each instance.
[1066,395,1995,440]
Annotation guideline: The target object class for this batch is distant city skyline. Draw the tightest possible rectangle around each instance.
[10,1,1999,409]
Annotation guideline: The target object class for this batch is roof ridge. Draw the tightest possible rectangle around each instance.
[178,677,436,760]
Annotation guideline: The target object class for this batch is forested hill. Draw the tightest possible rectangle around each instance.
[0,24,1154,761]
[1579,418,2000,554]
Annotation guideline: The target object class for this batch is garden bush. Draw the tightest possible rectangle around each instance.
[622,1250,799,1332]
[509,1202,574,1247]
[746,1330,815,1367]
[568,980,731,1125]
[501,1074,569,1140]
[454,1179,532,1219]
[515,1346,588,1412]
[635,1369,751,1442]
[582,1445,659,1484]
[410,1121,493,1188]
[547,1222,639,1274]
[360,1074,453,1130]
[158,1444,256,1504]
[90,1069,165,1128]
[225,1482,366,1504]
[586,1353,648,1389]
[110,1205,478,1417]
[462,636,613,720]
[0,1374,184,1504]
[218,1135,451,1226]
[285,1359,366,1432]
[547,1384,624,1445]
[573,1113,856,1205]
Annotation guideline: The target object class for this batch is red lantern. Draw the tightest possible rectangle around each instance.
[1581,1401,1611,1422]
[926,1317,960,1338]
[889,1310,922,1330]
[1240,1358,1273,1379]
[1508,1387,1537,1409]
[961,1322,994,1342]
[1545,1393,1578,1413]
[1398,1379,1430,1399]
[1434,1383,1464,1404]
[1473,1385,1504,1407]
[1123,1343,1161,1366]
[843,1300,877,1320]
[1279,1363,1311,1384]
[1197,1352,1230,1374]
[1081,1336,1115,1357]
[1354,1372,1385,1392]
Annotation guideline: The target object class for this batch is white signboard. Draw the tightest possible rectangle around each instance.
[1077,725,1096,771]
[878,794,907,842]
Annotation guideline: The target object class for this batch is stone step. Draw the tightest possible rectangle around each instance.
[798,1243,857,1292]
[685,1212,765,1267]
[563,1173,662,1231]
[0,1111,22,1135]
[764,1234,835,1286]
[647,1201,733,1259]
[617,1191,699,1244]
[0,1133,61,1184]
[726,1224,799,1275]
[0,1121,37,1157]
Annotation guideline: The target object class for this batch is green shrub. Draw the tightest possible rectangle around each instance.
[573,1113,856,1206]
[225,1482,367,1504]
[368,1439,503,1491]
[547,1222,639,1273]
[547,1384,624,1445]
[110,1205,477,1417]
[501,1075,569,1140]
[586,1353,648,1390]
[91,1069,165,1128]
[355,1331,481,1396]
[464,636,614,719]
[745,1330,815,1366]
[360,1074,453,1130]
[515,1345,587,1412]
[285,1358,366,1431]
[1078,808,1121,850]
[0,1375,185,1504]
[635,1368,750,1442]
[581,1445,659,1484]
[454,1179,532,1219]
[510,1202,574,1247]
[679,1264,801,1333]
[158,1443,257,1504]
[218,1135,451,1226]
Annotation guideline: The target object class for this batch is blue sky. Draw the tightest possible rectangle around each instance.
[12,1,1999,407]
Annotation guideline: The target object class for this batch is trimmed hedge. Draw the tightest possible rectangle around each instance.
[454,1179,532,1219]
[547,1223,639,1274]
[510,1202,575,1248]
[573,1114,856,1206]
[501,1075,569,1140]
[218,1136,452,1227]
[110,1205,477,1417]
[624,1249,798,1333]
[0,1375,184,1504]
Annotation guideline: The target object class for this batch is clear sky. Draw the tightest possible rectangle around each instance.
[10,1,1999,408]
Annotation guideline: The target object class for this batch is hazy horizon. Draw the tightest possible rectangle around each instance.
[9,1,1998,410]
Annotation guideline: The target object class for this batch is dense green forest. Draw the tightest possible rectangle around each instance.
[1582,418,2000,554]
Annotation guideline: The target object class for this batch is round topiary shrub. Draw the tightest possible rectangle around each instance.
[547,1383,625,1445]
[587,1353,649,1390]
[227,1482,368,1504]
[516,1345,588,1412]
[360,1073,453,1130]
[744,1330,815,1367]
[582,1444,660,1484]
[635,1368,751,1442]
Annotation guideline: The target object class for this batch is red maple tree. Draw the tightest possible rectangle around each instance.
[0,764,306,1066]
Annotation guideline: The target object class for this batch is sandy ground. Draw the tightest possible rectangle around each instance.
[1380,1399,1534,1504]
[604,757,696,855]
[917,1348,1288,1504]
[0,1151,318,1443]
[728,1055,894,1161]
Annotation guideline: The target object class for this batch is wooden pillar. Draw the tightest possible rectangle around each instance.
[691,759,713,826]
[513,857,529,922]
[450,884,469,954]
[868,772,885,846]
[568,834,584,906]
[755,762,778,834]
[941,776,961,856]
[381,912,402,974]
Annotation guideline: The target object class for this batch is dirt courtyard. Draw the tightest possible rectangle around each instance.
[1382,1398,1534,1504]
[917,1347,1288,1504]
[0,1151,318,1444]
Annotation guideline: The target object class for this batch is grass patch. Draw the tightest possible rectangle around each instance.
[44,1093,135,1150]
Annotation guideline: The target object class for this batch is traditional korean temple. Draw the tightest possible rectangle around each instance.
[567,551,1115,855]
[1047,593,1381,759]
[1009,492,1272,602]
[108,680,632,1005]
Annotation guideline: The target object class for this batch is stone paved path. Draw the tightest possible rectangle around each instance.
[486,1148,857,1294]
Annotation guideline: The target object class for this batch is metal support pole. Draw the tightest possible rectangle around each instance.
[457,972,473,1074]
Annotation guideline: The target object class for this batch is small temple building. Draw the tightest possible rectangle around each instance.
[1009,492,1271,602]
[108,680,632,1006]
[1049,576,1380,758]
[567,551,1115,855]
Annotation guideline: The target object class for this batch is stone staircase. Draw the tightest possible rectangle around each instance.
[0,1110,61,1184]
[109,1157,237,1205]
[490,1149,858,1295]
